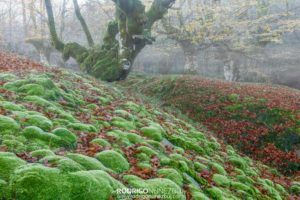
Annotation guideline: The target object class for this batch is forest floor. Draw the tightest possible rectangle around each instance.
[0,52,299,200]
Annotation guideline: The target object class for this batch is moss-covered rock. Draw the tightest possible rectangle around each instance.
[210,162,227,175]
[140,126,163,141]
[30,149,55,158]
[67,123,97,132]
[18,83,45,96]
[0,101,25,111]
[111,117,136,130]
[212,174,230,187]
[90,138,111,147]
[22,126,62,147]
[158,168,183,186]
[95,150,129,173]
[66,153,107,171]
[0,115,20,135]
[52,128,77,147]
[22,115,53,131]
[0,152,26,180]
[124,175,186,200]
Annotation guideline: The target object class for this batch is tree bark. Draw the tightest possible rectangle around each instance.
[72,0,94,46]
[44,0,175,81]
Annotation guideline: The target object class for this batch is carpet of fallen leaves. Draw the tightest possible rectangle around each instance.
[127,75,300,175]
[0,52,46,72]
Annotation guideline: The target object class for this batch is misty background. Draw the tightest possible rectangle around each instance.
[0,0,300,89]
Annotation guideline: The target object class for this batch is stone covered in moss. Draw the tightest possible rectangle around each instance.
[124,175,186,200]
[140,126,163,141]
[0,101,25,111]
[0,152,26,180]
[91,138,111,147]
[67,123,97,132]
[22,114,53,131]
[66,153,107,171]
[52,128,77,147]
[158,168,183,186]
[22,126,62,147]
[212,174,230,187]
[111,117,136,130]
[30,149,55,158]
[0,115,20,135]
[95,150,129,173]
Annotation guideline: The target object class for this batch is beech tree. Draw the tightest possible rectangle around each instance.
[161,0,300,81]
[44,0,175,81]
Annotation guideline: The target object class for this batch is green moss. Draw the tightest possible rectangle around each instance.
[66,153,107,171]
[126,132,143,144]
[136,146,158,157]
[18,84,45,96]
[158,168,183,186]
[210,162,227,175]
[22,126,62,147]
[0,152,26,180]
[194,162,208,172]
[67,123,97,132]
[68,170,121,200]
[22,115,53,131]
[0,73,17,81]
[91,138,111,147]
[0,115,20,135]
[9,164,70,200]
[290,182,300,195]
[2,139,25,153]
[206,187,224,200]
[24,95,54,107]
[40,156,85,173]
[230,181,254,195]
[30,149,55,158]
[114,109,134,120]
[140,126,163,141]
[95,150,129,173]
[212,174,230,187]
[52,128,77,147]
[123,175,186,200]
[0,101,25,111]
[228,156,247,170]
[111,117,136,130]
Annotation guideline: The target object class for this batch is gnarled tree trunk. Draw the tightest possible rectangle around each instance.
[44,0,175,81]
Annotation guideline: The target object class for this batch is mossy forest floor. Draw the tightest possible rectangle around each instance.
[0,52,299,199]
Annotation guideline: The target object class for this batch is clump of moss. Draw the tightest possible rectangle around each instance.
[22,114,53,131]
[0,115,20,135]
[30,149,55,158]
[123,175,186,200]
[111,117,136,130]
[18,83,45,96]
[90,138,111,147]
[158,168,183,186]
[0,152,26,180]
[140,126,163,141]
[24,95,54,107]
[0,101,25,111]
[22,126,61,147]
[66,153,108,171]
[212,174,230,187]
[95,150,129,173]
[210,162,227,175]
[52,128,77,148]
[67,123,97,132]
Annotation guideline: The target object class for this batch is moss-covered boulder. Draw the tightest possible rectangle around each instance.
[52,128,77,147]
[95,150,129,173]
[158,168,183,186]
[140,126,163,141]
[0,152,26,181]
[0,115,20,135]
[22,115,53,131]
[124,175,186,200]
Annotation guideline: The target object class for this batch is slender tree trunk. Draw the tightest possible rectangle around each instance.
[21,0,28,37]
[59,0,67,40]
[72,0,94,46]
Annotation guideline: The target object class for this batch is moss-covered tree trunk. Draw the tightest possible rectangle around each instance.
[44,0,175,81]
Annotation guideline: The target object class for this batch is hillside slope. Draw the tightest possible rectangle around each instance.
[0,53,299,199]
[121,75,300,176]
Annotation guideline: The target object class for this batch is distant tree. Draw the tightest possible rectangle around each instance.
[161,0,300,81]
[44,0,175,81]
